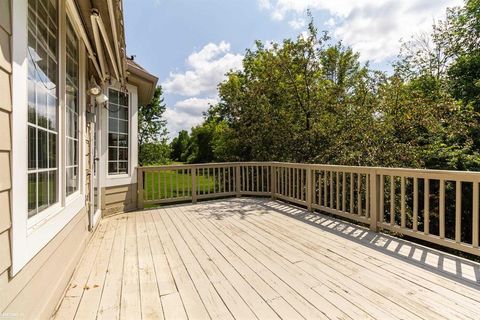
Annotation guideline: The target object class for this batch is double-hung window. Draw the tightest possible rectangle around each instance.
[27,0,58,218]
[11,0,87,275]
[65,18,79,196]
[108,89,129,175]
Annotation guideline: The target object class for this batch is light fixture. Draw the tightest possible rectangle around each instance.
[87,76,102,96]
[95,93,109,104]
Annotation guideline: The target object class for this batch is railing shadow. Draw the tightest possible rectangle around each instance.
[175,197,480,289]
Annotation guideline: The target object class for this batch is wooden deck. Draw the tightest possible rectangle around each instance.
[53,198,480,320]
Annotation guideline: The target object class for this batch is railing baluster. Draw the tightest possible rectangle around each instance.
[137,168,144,209]
[318,171,322,206]
[424,178,430,235]
[379,175,384,223]
[350,172,354,214]
[390,176,395,225]
[170,169,174,198]
[256,166,259,192]
[191,167,197,203]
[330,171,334,208]
[358,174,362,216]
[366,174,370,218]
[401,176,405,228]
[440,179,445,239]
[336,172,340,211]
[456,181,462,243]
[164,169,167,199]
[342,172,346,212]
[176,169,179,198]
[413,177,418,231]
[473,182,479,248]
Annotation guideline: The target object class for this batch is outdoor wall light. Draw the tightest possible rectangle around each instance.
[87,76,102,96]
[95,93,109,104]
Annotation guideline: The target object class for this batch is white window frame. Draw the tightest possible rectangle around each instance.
[100,81,138,188]
[11,0,87,275]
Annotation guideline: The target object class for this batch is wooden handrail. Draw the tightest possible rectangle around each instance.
[137,162,480,257]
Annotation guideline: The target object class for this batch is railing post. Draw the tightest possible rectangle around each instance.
[306,167,313,212]
[137,167,144,210]
[271,164,276,199]
[369,170,380,232]
[191,166,197,204]
[235,164,241,197]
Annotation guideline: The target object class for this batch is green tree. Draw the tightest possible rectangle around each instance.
[138,86,170,165]
[170,130,190,162]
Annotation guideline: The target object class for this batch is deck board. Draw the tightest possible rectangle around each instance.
[54,198,480,320]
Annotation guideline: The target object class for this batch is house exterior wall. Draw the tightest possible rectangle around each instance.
[0,1,92,317]
[101,183,138,216]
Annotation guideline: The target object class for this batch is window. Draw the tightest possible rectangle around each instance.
[65,18,79,196]
[27,0,58,218]
[108,89,129,175]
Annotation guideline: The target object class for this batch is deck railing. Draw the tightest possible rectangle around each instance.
[137,162,480,257]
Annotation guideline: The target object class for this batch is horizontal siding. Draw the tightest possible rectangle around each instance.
[0,231,10,273]
[1,208,89,318]
[102,183,138,216]
[0,66,11,112]
[0,191,10,233]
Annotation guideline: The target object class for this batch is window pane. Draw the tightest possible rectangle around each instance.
[109,118,118,132]
[48,132,56,168]
[37,88,47,128]
[119,92,128,106]
[49,170,57,204]
[28,0,58,218]
[118,161,128,174]
[119,107,128,120]
[109,147,118,161]
[118,134,128,147]
[28,173,37,218]
[118,120,128,134]
[109,89,119,104]
[47,93,56,130]
[108,162,118,174]
[37,171,48,213]
[38,129,48,168]
[118,148,128,161]
[66,167,77,196]
[109,133,118,147]
[28,80,36,123]
[28,126,36,170]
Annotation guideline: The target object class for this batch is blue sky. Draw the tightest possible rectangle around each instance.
[124,0,462,139]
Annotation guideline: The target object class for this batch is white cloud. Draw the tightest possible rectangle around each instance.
[259,0,462,62]
[289,18,306,30]
[165,97,218,137]
[165,108,204,139]
[162,41,243,97]
[174,97,218,117]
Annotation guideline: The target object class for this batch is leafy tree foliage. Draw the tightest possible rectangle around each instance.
[181,3,480,172]
[170,130,191,162]
[138,86,170,165]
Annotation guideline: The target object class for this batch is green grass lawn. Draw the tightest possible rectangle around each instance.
[144,170,217,200]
